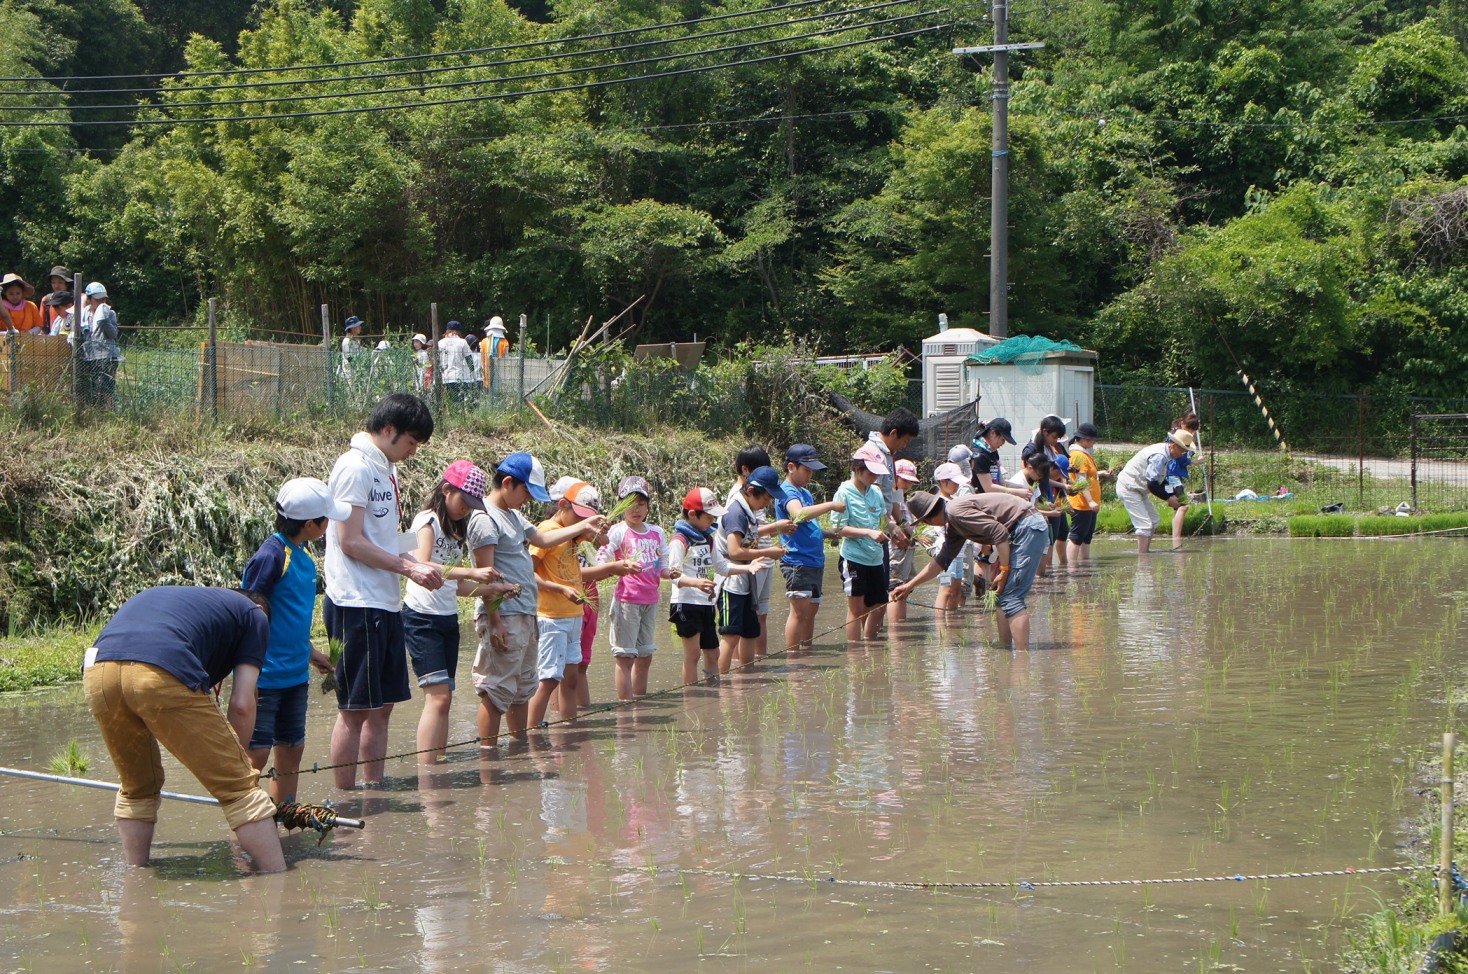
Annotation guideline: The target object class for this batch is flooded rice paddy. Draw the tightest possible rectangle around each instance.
[3,539,1468,972]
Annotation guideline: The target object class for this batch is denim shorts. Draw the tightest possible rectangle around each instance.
[248,681,309,749]
[403,607,461,689]
[999,514,1050,618]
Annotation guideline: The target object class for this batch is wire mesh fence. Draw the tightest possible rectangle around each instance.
[1411,415,1468,514]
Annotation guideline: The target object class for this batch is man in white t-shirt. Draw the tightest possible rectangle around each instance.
[324,393,444,790]
[437,321,474,402]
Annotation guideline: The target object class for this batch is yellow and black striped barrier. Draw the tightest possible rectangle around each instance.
[1237,369,1291,455]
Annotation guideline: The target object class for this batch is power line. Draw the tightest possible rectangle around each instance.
[0,22,951,127]
[5,0,939,99]
[0,0,860,84]
[5,3,949,114]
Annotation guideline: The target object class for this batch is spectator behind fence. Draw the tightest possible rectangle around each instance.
[80,282,121,407]
[437,321,473,400]
[484,317,510,359]
[2,273,44,335]
[42,265,70,331]
[45,291,74,336]
[340,316,365,384]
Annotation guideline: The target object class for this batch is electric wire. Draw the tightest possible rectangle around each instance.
[0,0,886,83]
[0,0,951,98]
[0,22,952,127]
[4,4,951,114]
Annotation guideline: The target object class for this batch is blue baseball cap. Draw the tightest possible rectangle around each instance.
[745,465,782,495]
[444,320,462,333]
[785,443,826,470]
[496,452,551,501]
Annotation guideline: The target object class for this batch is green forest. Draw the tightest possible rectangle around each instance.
[0,0,1465,396]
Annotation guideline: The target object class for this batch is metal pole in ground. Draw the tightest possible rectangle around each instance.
[430,303,442,415]
[207,297,219,422]
[72,271,84,408]
[321,304,332,412]
[1357,391,1365,510]
[1441,732,1456,916]
[518,313,527,399]
[1412,414,1420,512]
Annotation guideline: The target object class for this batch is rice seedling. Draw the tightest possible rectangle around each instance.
[46,739,88,776]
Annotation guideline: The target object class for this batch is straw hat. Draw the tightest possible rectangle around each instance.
[1,273,35,298]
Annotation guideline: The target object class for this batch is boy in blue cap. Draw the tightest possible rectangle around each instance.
[715,465,788,672]
[776,444,846,652]
[470,452,604,744]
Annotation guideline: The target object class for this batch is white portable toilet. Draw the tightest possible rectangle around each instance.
[922,315,997,416]
[963,338,1098,445]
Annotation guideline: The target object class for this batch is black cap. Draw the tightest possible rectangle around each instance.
[1076,421,1100,439]
[444,320,462,333]
[43,291,73,307]
[982,418,1016,445]
[785,443,826,470]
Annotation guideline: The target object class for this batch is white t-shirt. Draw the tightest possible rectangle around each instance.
[438,333,473,384]
[324,432,404,611]
[403,510,465,616]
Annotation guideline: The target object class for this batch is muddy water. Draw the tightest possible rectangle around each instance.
[3,539,1467,972]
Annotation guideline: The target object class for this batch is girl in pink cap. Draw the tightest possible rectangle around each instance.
[403,460,509,763]
[831,442,892,641]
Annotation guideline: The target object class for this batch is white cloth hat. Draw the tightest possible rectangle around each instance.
[375,340,391,350]
[276,477,351,521]
[933,462,966,485]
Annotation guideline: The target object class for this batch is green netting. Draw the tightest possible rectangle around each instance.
[967,336,1084,375]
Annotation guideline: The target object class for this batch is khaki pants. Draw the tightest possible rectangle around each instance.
[84,661,277,830]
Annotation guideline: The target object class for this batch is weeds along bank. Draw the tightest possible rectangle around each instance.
[0,412,749,637]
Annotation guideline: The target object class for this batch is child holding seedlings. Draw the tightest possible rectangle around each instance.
[1014,454,1065,576]
[403,461,509,764]
[931,461,974,611]
[529,479,606,724]
[604,476,670,700]
[241,478,350,803]
[832,443,891,641]
[1168,413,1202,547]
[1065,422,1110,563]
[716,465,788,672]
[724,446,793,660]
[776,444,846,653]
[670,486,770,682]
[1022,416,1073,570]
[887,459,921,623]
[471,453,604,745]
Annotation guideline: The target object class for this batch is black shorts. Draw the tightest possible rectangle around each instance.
[670,603,719,650]
[324,598,410,711]
[840,558,889,606]
[1048,510,1070,545]
[716,589,761,638]
[1068,509,1098,545]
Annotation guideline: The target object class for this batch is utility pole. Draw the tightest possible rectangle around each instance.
[954,8,1043,340]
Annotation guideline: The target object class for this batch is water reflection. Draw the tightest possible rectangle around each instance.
[1,540,1465,971]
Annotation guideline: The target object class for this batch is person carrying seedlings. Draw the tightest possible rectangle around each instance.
[886,458,922,623]
[241,478,350,803]
[403,461,509,764]
[1167,413,1202,548]
[892,490,1049,652]
[1022,416,1073,570]
[931,461,975,611]
[723,446,793,661]
[1013,454,1066,577]
[529,479,604,724]
[1065,422,1110,563]
[670,486,769,682]
[833,442,892,642]
[1115,429,1196,553]
[716,465,788,673]
[471,453,604,744]
[970,418,1031,500]
[83,586,286,872]
[602,475,671,700]
[776,444,846,653]
[324,393,444,790]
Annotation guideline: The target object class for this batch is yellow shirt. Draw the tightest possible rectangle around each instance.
[532,518,583,618]
[1068,446,1102,512]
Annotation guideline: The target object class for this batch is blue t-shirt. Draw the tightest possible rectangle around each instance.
[776,480,824,567]
[94,587,269,691]
[241,534,319,690]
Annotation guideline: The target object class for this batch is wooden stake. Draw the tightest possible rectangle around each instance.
[1442,732,1457,916]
